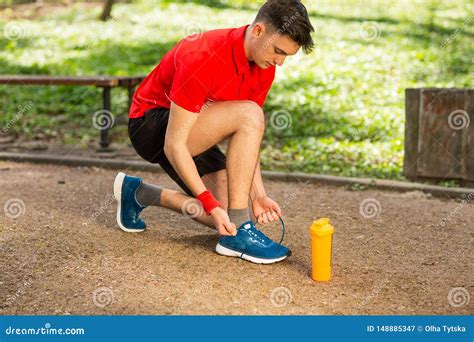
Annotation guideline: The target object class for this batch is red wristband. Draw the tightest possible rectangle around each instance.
[197,190,220,215]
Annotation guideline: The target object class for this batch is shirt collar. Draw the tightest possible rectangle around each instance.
[231,25,251,74]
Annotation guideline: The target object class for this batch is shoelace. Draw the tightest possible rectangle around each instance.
[252,217,286,244]
[247,226,271,244]
[237,217,286,260]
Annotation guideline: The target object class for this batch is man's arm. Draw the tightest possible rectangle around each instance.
[164,101,236,236]
[164,102,206,197]
[250,155,282,224]
[250,155,266,201]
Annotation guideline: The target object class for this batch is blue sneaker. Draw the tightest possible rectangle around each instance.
[215,221,291,264]
[113,172,146,232]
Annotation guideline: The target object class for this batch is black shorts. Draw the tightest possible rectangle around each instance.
[128,107,226,197]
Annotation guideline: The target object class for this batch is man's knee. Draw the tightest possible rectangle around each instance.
[236,101,265,134]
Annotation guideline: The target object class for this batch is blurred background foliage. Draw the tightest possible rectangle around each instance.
[0,0,472,179]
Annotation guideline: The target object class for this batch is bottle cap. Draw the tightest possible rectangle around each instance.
[310,218,334,237]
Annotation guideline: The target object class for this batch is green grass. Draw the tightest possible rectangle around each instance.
[0,0,472,179]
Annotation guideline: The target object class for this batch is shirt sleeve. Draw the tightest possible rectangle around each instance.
[249,66,276,108]
[169,51,212,113]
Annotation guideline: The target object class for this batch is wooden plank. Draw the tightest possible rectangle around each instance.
[416,89,467,179]
[0,75,144,87]
[0,75,118,87]
[466,89,474,181]
[404,88,421,179]
[117,76,145,87]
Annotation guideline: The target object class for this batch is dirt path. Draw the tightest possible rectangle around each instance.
[0,161,472,315]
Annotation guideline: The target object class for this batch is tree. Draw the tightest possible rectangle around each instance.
[100,0,115,21]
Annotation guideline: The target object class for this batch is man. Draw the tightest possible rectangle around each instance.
[113,0,314,264]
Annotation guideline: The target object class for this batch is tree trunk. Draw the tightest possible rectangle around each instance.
[100,0,115,21]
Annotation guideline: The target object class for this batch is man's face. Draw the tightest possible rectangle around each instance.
[250,23,301,69]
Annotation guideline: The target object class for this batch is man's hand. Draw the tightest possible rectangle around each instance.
[210,207,237,236]
[252,196,282,225]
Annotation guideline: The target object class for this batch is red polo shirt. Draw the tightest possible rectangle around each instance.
[129,25,276,118]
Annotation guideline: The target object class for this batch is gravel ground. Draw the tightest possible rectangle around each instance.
[0,161,472,315]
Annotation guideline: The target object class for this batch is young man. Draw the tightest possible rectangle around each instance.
[113,0,314,264]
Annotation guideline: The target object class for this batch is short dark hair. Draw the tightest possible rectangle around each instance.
[254,0,315,54]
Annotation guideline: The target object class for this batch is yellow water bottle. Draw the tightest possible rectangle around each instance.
[310,218,334,281]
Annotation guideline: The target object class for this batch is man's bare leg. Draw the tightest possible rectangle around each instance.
[154,170,228,229]
[156,168,259,229]
[138,101,263,230]
[202,169,257,221]
[159,188,214,227]
[180,100,263,228]
[187,100,264,228]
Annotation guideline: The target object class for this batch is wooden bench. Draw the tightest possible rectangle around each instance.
[0,75,145,151]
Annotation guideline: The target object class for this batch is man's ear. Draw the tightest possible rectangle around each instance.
[251,22,266,38]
